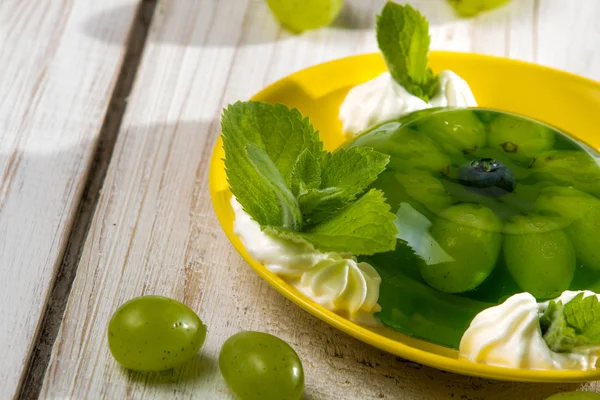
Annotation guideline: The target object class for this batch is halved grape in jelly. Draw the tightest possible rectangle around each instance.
[423,203,502,293]
[351,121,451,176]
[536,187,600,270]
[416,109,487,156]
[487,113,555,166]
[503,214,575,299]
[531,150,600,196]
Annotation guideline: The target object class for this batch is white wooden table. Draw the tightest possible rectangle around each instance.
[2,0,600,398]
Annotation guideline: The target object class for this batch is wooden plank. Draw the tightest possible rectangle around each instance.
[0,0,142,397]
[41,0,600,398]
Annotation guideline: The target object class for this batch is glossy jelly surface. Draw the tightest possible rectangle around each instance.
[348,108,600,348]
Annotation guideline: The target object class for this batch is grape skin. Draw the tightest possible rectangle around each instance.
[107,296,206,372]
[219,331,304,400]
[266,0,343,33]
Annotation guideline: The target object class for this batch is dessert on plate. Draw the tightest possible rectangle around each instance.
[218,2,600,371]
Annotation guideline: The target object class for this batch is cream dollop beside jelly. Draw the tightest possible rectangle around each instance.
[231,198,324,277]
[298,257,381,325]
[459,291,600,370]
[339,70,477,134]
[231,197,381,325]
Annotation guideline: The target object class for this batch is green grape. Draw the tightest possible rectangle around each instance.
[535,186,598,221]
[416,109,487,156]
[266,0,343,33]
[396,108,442,126]
[350,123,451,176]
[394,170,453,215]
[474,109,498,124]
[487,114,555,166]
[530,150,600,196]
[448,0,511,17]
[536,187,600,270]
[504,214,576,299]
[546,392,600,400]
[422,203,502,293]
[108,296,206,371]
[219,331,304,400]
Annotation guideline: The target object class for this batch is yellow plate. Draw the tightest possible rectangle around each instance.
[209,52,600,382]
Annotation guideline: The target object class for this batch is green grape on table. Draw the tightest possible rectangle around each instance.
[266,0,343,33]
[448,0,511,17]
[415,109,487,156]
[530,150,600,196]
[422,203,503,293]
[219,331,304,400]
[546,392,600,400]
[503,214,576,299]
[536,186,600,270]
[487,113,555,166]
[108,296,206,372]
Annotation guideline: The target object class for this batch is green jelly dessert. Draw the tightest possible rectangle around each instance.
[349,108,600,348]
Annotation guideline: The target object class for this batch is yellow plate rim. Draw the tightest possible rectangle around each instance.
[209,51,600,383]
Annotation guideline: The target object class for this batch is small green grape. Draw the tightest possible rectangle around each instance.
[546,391,600,400]
[349,122,451,176]
[423,203,503,293]
[266,0,344,33]
[448,0,511,17]
[487,114,555,166]
[394,170,453,215]
[219,331,304,400]
[416,109,487,156]
[536,187,600,270]
[531,150,600,196]
[384,128,452,175]
[474,109,498,124]
[108,296,206,372]
[504,214,576,299]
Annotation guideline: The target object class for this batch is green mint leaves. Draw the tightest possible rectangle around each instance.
[222,101,398,255]
[222,101,322,230]
[541,293,600,353]
[376,2,438,101]
[298,147,390,227]
[275,189,398,255]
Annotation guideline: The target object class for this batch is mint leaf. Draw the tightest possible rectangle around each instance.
[222,101,398,256]
[290,148,321,197]
[245,143,302,230]
[542,293,600,352]
[276,189,397,255]
[299,147,390,226]
[222,101,321,229]
[376,2,438,101]
[222,101,323,184]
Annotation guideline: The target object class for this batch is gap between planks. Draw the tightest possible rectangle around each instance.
[17,1,159,398]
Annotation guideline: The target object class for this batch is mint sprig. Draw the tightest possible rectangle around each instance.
[222,101,398,256]
[541,293,600,353]
[274,189,397,255]
[376,2,438,101]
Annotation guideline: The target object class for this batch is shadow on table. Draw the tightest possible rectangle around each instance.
[124,353,216,385]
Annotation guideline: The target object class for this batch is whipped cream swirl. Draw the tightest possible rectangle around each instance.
[339,70,477,135]
[459,291,600,370]
[231,197,381,325]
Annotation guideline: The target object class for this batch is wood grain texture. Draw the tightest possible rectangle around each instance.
[40,0,600,399]
[0,0,141,398]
